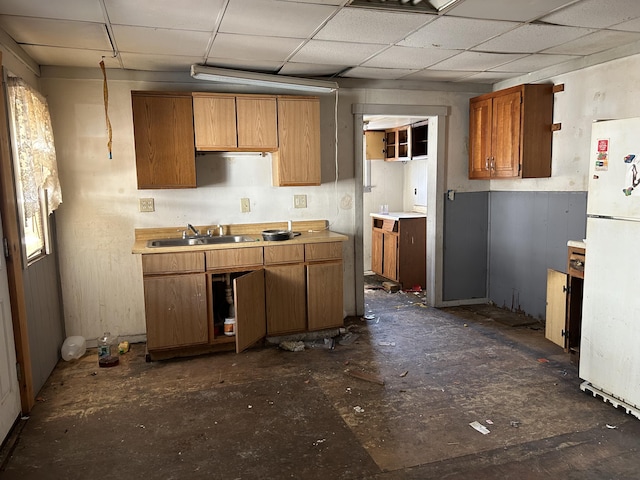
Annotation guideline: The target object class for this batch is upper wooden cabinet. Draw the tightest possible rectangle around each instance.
[469,83,553,179]
[384,126,410,161]
[131,92,196,189]
[365,131,385,160]
[192,93,278,152]
[272,96,321,186]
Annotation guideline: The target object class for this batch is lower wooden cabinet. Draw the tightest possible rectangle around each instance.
[141,240,344,360]
[307,261,343,331]
[265,264,307,335]
[143,274,208,350]
[371,215,426,289]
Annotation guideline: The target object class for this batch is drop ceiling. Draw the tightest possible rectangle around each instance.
[1,0,640,85]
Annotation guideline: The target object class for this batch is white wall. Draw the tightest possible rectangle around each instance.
[39,72,478,342]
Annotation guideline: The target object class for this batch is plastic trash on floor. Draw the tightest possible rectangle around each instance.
[61,336,87,361]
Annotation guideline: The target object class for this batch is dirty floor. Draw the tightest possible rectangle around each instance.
[2,278,640,479]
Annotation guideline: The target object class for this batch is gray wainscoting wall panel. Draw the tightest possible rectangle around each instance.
[488,191,587,320]
[443,191,489,301]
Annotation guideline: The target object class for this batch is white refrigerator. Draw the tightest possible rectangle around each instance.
[580,117,640,419]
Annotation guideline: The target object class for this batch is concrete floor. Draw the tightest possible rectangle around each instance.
[2,280,640,479]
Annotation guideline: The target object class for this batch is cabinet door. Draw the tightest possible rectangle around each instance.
[307,261,343,331]
[273,97,321,186]
[371,229,383,275]
[144,274,208,350]
[468,97,492,179]
[382,233,398,281]
[365,131,385,160]
[234,269,266,353]
[265,264,306,335]
[236,97,278,150]
[491,90,522,178]
[545,269,567,349]
[192,94,237,150]
[132,93,196,188]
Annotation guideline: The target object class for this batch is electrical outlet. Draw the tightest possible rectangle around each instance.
[294,194,307,209]
[139,198,155,212]
[240,197,251,213]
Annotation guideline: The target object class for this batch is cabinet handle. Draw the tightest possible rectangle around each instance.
[490,157,495,171]
[485,157,489,170]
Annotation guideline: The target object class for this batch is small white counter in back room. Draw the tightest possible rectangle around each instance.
[369,212,426,290]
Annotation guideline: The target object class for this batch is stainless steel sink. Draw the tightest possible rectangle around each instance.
[147,235,257,248]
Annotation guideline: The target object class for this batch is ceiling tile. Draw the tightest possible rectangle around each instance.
[540,0,640,29]
[120,52,203,71]
[362,46,460,69]
[433,51,527,71]
[399,16,518,50]
[219,0,337,38]
[611,17,640,33]
[341,66,418,80]
[0,16,111,50]
[446,0,576,22]
[278,62,345,76]
[543,30,640,56]
[0,0,104,22]
[290,39,384,65]
[210,33,304,62]
[314,7,432,45]
[474,23,596,53]
[112,25,211,56]
[490,53,579,72]
[203,57,283,73]
[403,69,476,82]
[105,0,225,31]
[22,45,120,68]
[459,71,516,83]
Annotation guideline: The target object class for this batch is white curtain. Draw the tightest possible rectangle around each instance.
[7,76,62,217]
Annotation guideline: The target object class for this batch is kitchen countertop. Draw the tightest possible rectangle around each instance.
[370,211,427,221]
[567,240,586,249]
[132,220,348,254]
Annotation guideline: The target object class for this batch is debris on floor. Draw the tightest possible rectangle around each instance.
[469,421,490,435]
[279,341,305,352]
[345,369,385,386]
[353,406,365,413]
[382,281,400,293]
[338,332,359,346]
[305,338,335,350]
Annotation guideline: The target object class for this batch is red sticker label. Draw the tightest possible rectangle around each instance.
[598,139,609,152]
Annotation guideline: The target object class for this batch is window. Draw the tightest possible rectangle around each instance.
[5,74,62,265]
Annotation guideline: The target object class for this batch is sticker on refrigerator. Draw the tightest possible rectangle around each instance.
[595,138,609,171]
[623,154,640,196]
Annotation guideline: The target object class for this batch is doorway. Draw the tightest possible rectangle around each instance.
[352,104,448,316]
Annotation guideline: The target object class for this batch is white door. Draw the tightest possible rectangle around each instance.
[0,214,20,442]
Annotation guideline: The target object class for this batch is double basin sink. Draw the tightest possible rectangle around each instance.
[147,235,257,248]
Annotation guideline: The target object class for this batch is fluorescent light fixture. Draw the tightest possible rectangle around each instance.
[190,65,338,94]
[348,0,462,13]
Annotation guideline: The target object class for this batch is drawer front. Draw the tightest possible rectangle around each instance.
[567,247,585,279]
[305,242,343,262]
[206,247,263,270]
[142,252,204,274]
[264,244,304,264]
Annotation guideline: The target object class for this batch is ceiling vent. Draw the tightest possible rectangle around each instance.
[347,0,462,14]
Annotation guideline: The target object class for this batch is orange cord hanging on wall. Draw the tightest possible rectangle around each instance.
[99,59,113,159]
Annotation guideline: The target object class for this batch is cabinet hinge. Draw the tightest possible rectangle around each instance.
[3,238,8,258]
[563,285,571,294]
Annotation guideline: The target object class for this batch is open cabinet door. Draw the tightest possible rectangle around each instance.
[234,270,266,353]
[545,268,567,348]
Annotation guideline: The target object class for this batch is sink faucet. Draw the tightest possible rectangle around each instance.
[187,224,200,236]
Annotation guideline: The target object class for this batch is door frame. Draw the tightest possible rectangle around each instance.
[0,53,34,414]
[352,104,449,315]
